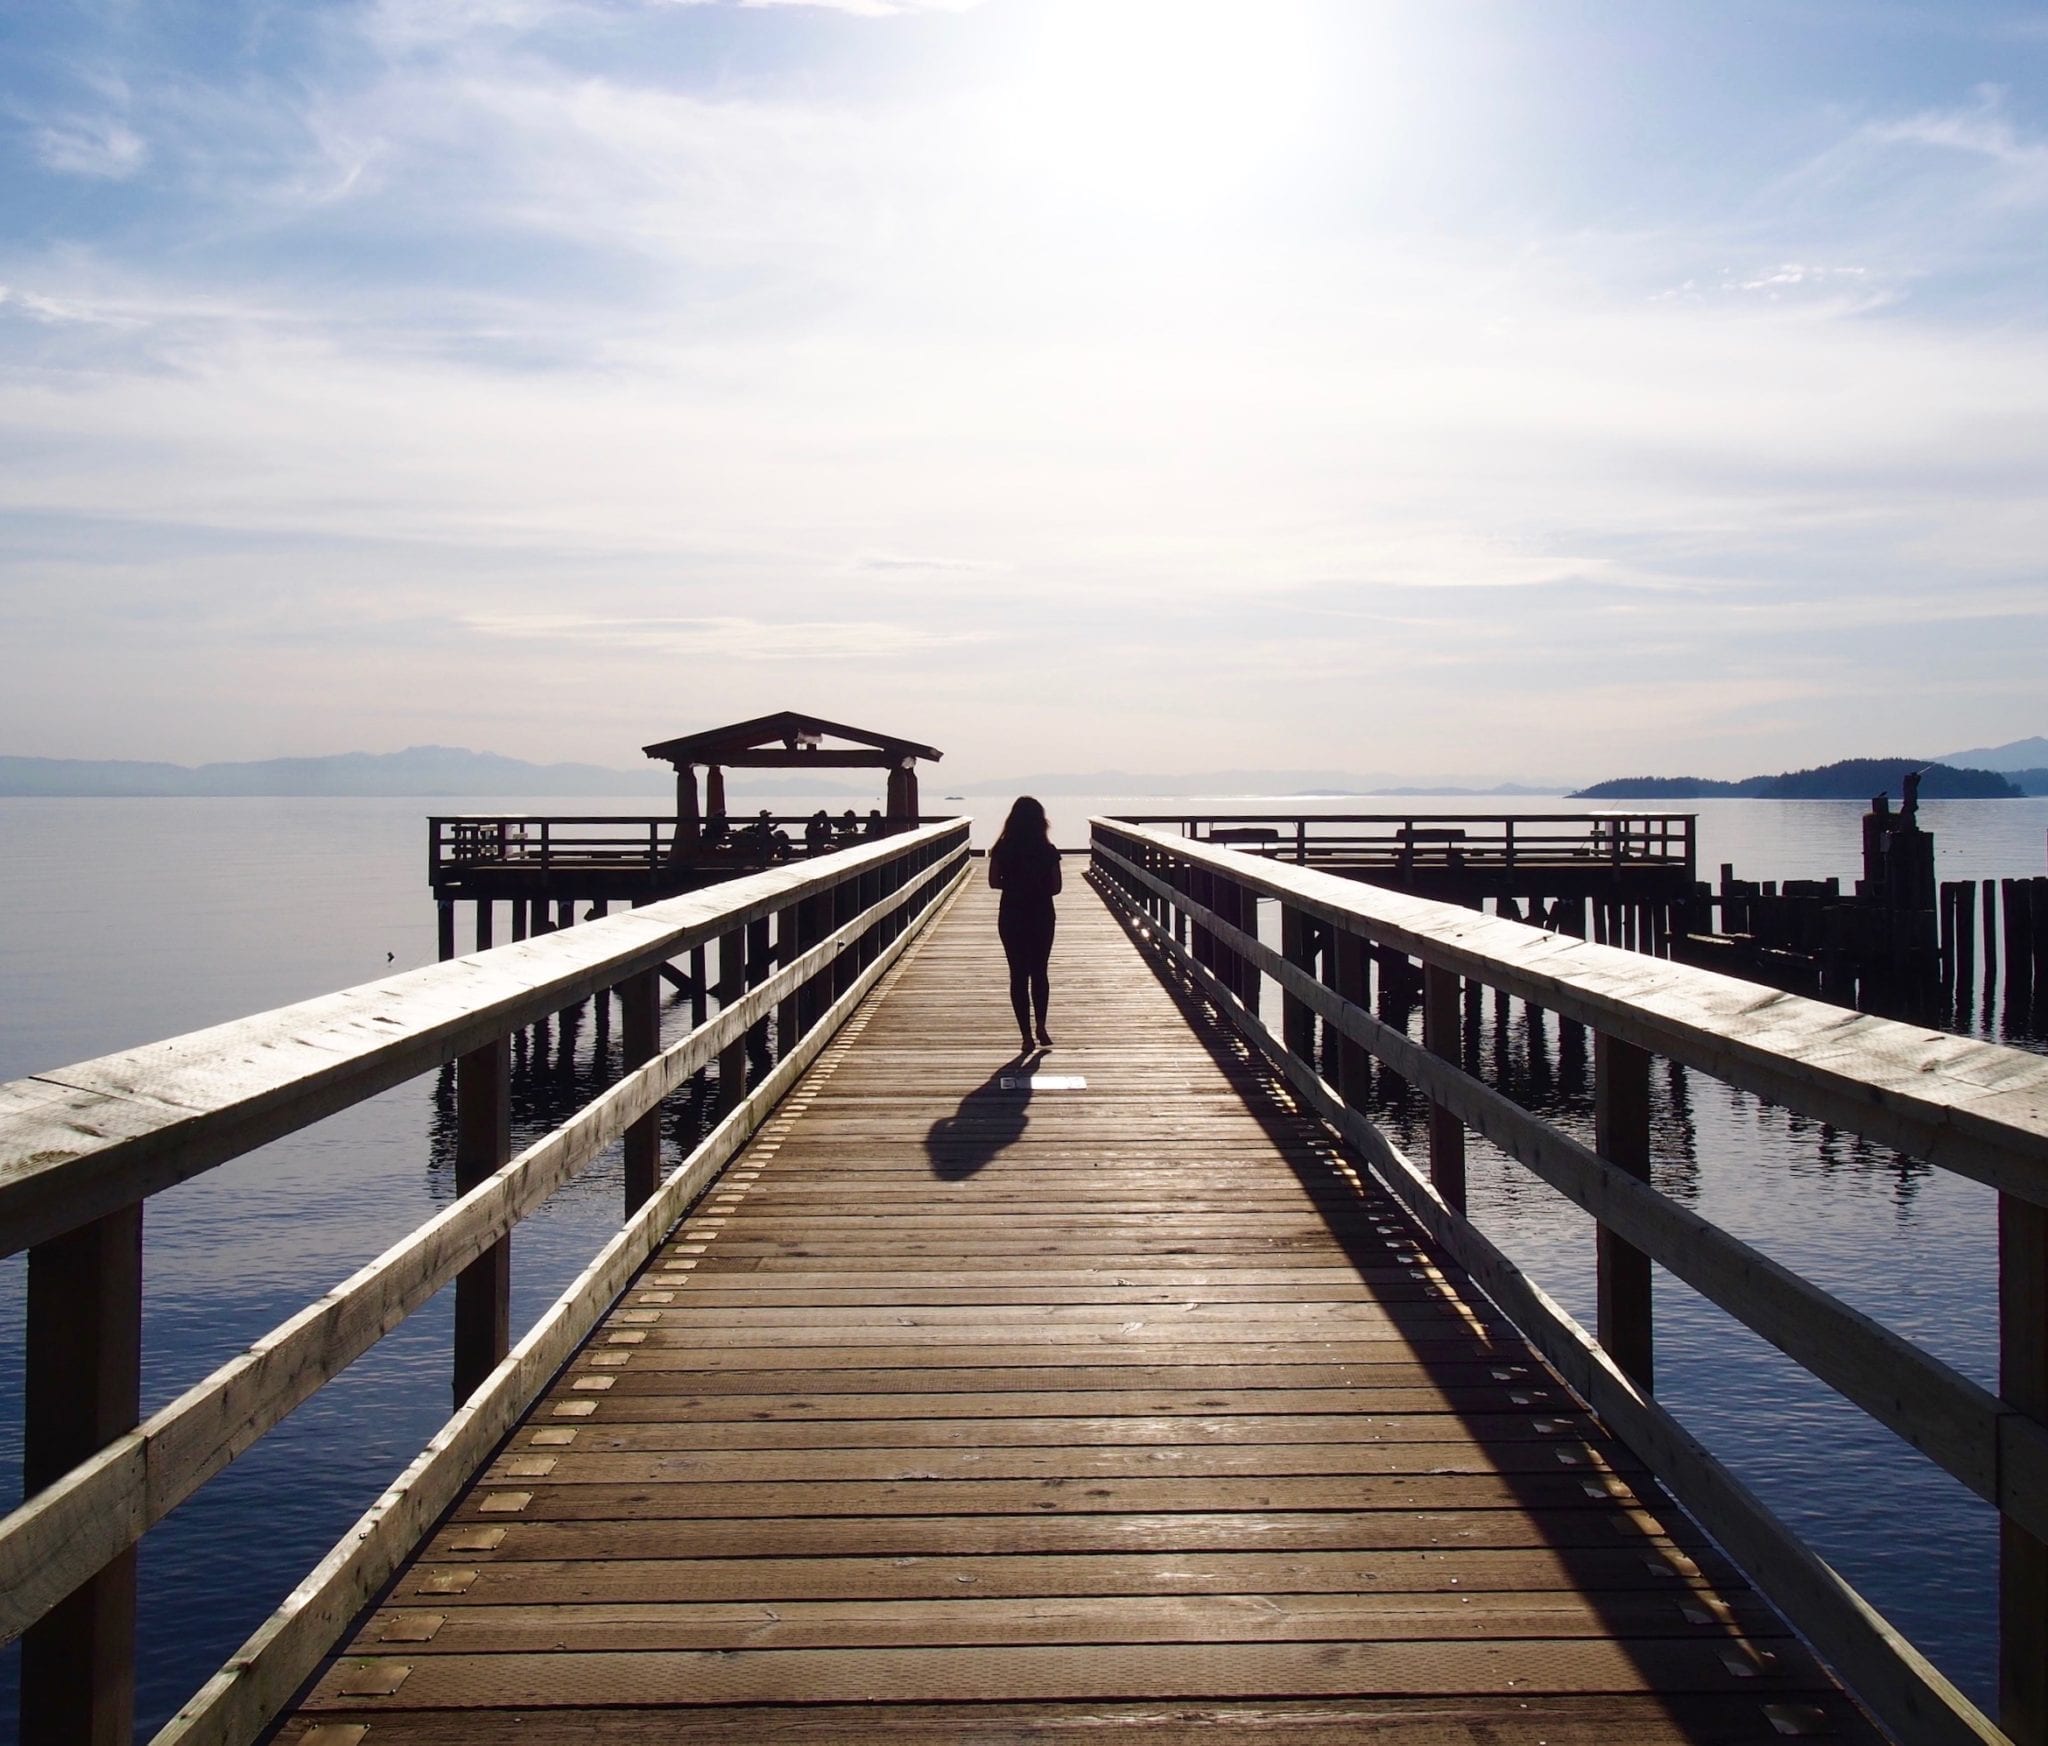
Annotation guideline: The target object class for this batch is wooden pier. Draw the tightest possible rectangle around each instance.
[3,818,2047,1745]
[279,878,1872,1742]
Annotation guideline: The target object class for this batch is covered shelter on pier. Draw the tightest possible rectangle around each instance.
[645,709,943,854]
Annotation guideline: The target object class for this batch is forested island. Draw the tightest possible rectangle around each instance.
[1572,758,2032,801]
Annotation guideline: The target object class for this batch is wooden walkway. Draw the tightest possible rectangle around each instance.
[279,874,1882,1743]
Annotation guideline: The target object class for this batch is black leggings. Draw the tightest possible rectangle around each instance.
[998,906,1055,1036]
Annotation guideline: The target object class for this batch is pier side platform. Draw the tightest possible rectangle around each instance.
[277,878,1878,1743]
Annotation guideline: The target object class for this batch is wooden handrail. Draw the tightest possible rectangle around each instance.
[0,822,968,1258]
[0,820,971,1746]
[1091,817,2048,1746]
[1098,823,2047,1203]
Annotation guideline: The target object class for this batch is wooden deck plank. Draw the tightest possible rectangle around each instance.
[275,875,1884,1741]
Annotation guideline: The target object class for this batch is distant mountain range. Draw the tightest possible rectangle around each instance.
[0,749,1576,799]
[1934,735,2048,773]
[0,746,875,799]
[0,747,674,798]
[4,737,2043,800]
[1573,757,2037,801]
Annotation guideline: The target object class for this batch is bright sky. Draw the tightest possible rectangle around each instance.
[3,0,2045,782]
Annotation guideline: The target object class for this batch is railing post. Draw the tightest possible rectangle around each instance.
[716,927,747,1114]
[1333,926,1371,1110]
[746,913,772,1058]
[1422,962,1466,1213]
[453,1035,511,1405]
[621,967,660,1212]
[1595,1031,1654,1390]
[1281,904,1314,1066]
[796,890,828,1033]
[831,877,856,1001]
[21,1204,142,1746]
[1191,865,1215,972]
[776,900,802,1056]
[2002,1189,2048,1742]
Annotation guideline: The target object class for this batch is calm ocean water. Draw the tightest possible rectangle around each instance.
[1,791,2044,1735]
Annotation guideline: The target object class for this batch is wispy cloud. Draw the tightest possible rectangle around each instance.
[464,612,982,659]
[1,2,2043,774]
[30,113,147,179]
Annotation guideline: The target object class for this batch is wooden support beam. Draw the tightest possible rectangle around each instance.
[621,968,659,1214]
[693,748,903,768]
[1422,962,1465,1213]
[1596,1031,1654,1391]
[2005,1189,2048,1743]
[452,1037,510,1406]
[20,1204,141,1746]
[436,901,456,963]
[475,899,493,952]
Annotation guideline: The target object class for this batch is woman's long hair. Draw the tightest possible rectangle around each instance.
[995,795,1050,853]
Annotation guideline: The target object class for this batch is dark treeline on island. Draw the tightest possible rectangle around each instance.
[1574,757,2039,801]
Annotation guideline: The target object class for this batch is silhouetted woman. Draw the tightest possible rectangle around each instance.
[989,796,1061,1053]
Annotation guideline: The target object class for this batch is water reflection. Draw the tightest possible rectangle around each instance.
[426,987,778,1186]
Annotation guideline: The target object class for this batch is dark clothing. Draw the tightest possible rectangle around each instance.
[990,838,1061,1038]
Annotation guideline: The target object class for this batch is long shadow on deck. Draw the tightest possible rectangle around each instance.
[922,1049,1043,1180]
[1085,872,1877,1744]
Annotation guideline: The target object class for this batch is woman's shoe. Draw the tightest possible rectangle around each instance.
[1019,1030,1036,1056]
[1035,1026,1053,1048]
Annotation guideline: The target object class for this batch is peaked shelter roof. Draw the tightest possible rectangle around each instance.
[642,710,942,767]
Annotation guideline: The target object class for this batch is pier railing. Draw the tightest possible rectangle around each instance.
[0,819,971,1746]
[428,810,952,878]
[1091,817,2048,1746]
[1112,810,1696,878]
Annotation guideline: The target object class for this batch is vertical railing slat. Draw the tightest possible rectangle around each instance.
[21,1204,142,1746]
[452,1037,511,1404]
[2002,1190,2048,1743]
[621,968,660,1213]
[1422,962,1466,1214]
[1595,1031,1654,1390]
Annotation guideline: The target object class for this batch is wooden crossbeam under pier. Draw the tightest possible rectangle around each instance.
[274,878,1881,1744]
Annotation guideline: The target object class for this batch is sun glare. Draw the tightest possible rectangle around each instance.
[989,0,1325,210]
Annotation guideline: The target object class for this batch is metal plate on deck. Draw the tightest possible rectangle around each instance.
[999,1074,1088,1090]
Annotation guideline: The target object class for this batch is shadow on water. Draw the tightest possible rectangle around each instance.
[923,1049,1042,1180]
